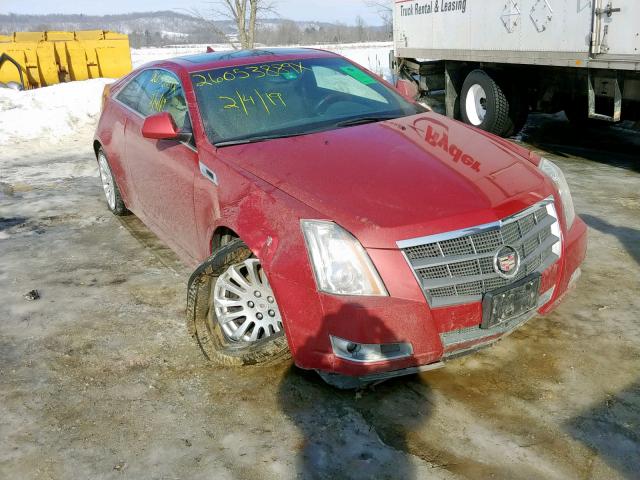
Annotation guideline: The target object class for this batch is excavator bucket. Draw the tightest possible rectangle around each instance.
[0,30,132,89]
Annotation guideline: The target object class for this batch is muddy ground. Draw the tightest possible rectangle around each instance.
[1,115,639,480]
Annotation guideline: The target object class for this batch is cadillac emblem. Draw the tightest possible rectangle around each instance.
[494,245,520,279]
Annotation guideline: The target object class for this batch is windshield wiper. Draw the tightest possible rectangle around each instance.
[215,123,341,147]
[334,115,399,128]
[215,116,400,147]
[215,132,306,147]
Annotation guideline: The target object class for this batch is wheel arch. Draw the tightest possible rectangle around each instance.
[210,225,240,255]
[206,223,278,279]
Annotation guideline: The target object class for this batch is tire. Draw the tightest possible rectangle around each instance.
[461,69,513,136]
[186,238,291,367]
[97,148,129,216]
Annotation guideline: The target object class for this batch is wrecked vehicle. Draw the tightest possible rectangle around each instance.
[94,48,587,388]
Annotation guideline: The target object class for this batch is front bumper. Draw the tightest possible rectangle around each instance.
[272,216,587,380]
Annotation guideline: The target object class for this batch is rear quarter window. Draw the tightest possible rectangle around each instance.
[116,71,153,112]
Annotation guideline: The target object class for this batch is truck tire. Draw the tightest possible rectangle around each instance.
[461,70,512,136]
[186,238,291,367]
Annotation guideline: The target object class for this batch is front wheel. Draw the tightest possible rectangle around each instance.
[186,239,291,366]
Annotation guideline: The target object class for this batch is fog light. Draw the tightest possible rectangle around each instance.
[330,336,413,363]
[537,285,556,307]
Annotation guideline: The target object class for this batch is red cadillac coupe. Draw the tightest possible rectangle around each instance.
[94,48,587,388]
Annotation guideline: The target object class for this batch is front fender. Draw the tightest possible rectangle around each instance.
[192,154,326,360]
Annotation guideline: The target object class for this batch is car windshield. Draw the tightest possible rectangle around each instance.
[190,56,424,146]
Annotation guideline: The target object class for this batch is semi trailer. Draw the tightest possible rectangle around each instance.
[392,0,640,136]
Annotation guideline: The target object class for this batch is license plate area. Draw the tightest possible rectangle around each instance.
[481,274,541,329]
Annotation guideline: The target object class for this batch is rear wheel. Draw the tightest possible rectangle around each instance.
[186,238,291,366]
[97,149,128,216]
[461,69,525,137]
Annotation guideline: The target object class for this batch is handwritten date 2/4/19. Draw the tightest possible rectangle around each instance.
[220,90,286,116]
[193,62,312,87]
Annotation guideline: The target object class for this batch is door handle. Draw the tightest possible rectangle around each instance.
[199,162,219,186]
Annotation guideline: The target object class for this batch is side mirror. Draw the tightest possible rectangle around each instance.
[395,78,420,102]
[142,112,192,142]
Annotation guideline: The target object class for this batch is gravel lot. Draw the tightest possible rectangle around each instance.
[1,114,638,479]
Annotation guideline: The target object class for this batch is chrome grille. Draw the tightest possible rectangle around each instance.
[399,198,561,307]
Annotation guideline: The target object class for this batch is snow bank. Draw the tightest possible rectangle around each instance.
[0,78,113,146]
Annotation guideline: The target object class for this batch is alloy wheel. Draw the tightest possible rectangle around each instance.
[98,153,116,210]
[213,259,283,343]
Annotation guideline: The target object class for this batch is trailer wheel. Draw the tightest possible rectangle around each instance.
[461,70,512,136]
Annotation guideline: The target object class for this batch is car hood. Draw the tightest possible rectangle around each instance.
[218,112,554,248]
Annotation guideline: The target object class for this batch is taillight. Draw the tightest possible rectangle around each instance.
[101,84,111,112]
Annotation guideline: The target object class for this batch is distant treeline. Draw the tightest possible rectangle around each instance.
[0,12,391,47]
[255,20,390,46]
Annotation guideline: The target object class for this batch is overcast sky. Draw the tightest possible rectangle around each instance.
[1,0,386,25]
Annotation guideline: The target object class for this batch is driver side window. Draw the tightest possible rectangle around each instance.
[137,70,191,133]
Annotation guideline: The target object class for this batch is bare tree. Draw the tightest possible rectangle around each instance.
[365,0,392,16]
[355,15,367,42]
[195,0,277,49]
[365,0,392,35]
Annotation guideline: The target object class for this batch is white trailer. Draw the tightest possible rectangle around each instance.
[392,0,640,136]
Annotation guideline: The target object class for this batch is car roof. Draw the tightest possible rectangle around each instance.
[156,47,340,73]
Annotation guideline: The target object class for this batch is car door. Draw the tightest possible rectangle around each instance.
[121,68,200,259]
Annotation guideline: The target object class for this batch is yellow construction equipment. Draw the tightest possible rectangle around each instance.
[0,30,132,90]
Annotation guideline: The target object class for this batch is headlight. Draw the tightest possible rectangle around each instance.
[301,220,388,296]
[539,158,576,229]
